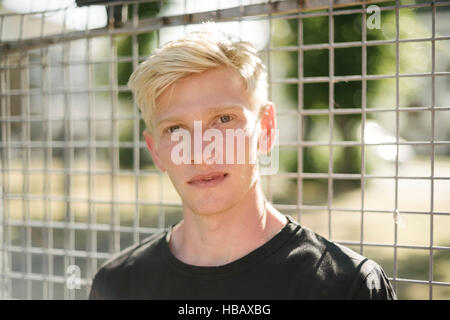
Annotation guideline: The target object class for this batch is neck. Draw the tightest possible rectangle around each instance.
[169,182,287,266]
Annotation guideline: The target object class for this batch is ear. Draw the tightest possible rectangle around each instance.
[258,103,276,155]
[143,129,166,172]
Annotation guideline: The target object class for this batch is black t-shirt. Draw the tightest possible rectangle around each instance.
[88,215,397,300]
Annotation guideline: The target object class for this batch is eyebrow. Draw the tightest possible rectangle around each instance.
[156,104,247,128]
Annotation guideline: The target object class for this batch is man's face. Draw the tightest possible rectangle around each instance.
[144,67,267,216]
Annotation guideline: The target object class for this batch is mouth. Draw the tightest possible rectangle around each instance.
[187,172,229,188]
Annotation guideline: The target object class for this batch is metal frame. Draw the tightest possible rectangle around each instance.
[1,0,450,300]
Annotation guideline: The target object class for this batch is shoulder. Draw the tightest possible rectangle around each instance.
[88,230,166,300]
[284,221,396,299]
[99,230,166,272]
[287,224,370,273]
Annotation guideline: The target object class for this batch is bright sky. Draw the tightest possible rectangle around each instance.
[0,0,268,49]
[1,0,107,30]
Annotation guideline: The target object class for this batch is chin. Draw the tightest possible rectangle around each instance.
[186,193,238,217]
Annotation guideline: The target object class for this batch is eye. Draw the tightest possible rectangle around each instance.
[167,125,181,134]
[218,114,233,124]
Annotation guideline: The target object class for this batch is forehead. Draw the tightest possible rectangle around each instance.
[154,67,252,123]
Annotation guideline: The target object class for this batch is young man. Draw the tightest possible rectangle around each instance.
[88,24,397,300]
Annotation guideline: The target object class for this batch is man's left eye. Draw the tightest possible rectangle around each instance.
[218,115,233,123]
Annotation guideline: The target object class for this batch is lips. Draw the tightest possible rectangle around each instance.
[187,172,229,188]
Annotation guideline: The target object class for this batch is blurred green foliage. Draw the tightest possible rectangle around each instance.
[270,7,429,204]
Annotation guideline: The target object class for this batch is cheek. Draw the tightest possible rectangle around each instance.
[159,145,173,163]
[222,127,259,164]
[156,139,182,170]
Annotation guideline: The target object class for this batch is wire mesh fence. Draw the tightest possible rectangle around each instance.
[0,0,450,300]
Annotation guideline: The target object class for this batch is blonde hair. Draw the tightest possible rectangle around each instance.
[127,23,268,132]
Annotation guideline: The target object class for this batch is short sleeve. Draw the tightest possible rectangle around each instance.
[352,264,397,300]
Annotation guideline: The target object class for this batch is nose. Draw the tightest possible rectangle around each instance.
[190,132,220,165]
[191,145,218,165]
[189,121,224,165]
[190,121,204,164]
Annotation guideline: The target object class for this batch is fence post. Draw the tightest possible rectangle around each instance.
[0,187,10,299]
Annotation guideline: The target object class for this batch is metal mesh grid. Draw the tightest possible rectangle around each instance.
[1,0,450,300]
